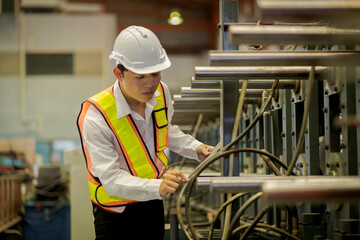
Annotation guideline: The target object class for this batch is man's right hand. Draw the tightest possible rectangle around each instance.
[159,170,189,197]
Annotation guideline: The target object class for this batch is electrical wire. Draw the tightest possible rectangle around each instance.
[183,148,285,240]
[177,80,281,239]
[239,205,270,240]
[223,80,248,240]
[224,192,263,240]
[223,79,279,151]
[232,223,301,240]
[260,154,282,176]
[177,148,284,240]
[285,64,316,176]
[208,192,248,240]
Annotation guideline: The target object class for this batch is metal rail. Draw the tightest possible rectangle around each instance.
[256,0,360,24]
[196,175,360,203]
[181,87,264,98]
[194,66,327,80]
[228,25,360,45]
[191,78,297,89]
[209,51,360,66]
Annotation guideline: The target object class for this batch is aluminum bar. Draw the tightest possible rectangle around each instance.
[209,51,360,66]
[191,79,297,89]
[229,25,360,45]
[194,66,327,80]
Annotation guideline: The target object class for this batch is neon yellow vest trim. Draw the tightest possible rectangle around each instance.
[86,83,168,207]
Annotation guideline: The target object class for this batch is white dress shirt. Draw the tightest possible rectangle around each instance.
[83,80,202,212]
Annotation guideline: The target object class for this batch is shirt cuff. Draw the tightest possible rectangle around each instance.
[149,179,164,199]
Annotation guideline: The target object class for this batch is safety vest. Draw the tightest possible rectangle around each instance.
[77,83,169,212]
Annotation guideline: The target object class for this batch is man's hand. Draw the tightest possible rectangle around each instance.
[196,144,214,161]
[159,171,189,197]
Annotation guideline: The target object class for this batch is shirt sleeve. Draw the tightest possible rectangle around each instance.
[161,82,204,161]
[83,105,163,201]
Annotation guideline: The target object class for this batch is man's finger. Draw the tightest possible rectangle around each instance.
[177,171,189,182]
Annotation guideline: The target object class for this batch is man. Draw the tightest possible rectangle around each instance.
[77,25,213,240]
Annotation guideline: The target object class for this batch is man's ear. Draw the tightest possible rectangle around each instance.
[113,67,122,80]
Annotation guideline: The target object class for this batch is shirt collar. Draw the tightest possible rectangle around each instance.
[113,80,161,119]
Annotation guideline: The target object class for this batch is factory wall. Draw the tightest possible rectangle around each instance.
[0,14,205,141]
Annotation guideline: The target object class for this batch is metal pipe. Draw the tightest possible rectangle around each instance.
[181,87,263,98]
[256,0,360,25]
[171,109,220,125]
[196,176,360,202]
[191,78,221,89]
[196,175,277,193]
[194,66,327,80]
[191,79,297,89]
[228,25,360,45]
[173,109,219,115]
[262,176,360,204]
[209,51,360,66]
[173,97,261,109]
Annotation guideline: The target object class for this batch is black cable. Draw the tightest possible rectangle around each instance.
[223,79,279,152]
[177,80,281,239]
[239,205,270,240]
[224,192,263,240]
[208,192,248,240]
[232,223,301,240]
[286,64,316,176]
[183,148,284,240]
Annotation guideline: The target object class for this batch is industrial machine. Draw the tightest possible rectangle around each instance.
[169,1,360,239]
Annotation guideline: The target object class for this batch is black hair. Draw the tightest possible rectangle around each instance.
[117,64,128,77]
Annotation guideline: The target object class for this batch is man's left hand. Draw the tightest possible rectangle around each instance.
[196,144,214,161]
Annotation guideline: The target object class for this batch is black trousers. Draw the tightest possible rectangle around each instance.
[92,200,164,240]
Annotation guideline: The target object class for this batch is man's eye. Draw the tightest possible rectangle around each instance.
[136,76,144,79]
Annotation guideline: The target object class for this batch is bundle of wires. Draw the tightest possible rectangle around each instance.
[176,56,316,239]
[176,79,282,240]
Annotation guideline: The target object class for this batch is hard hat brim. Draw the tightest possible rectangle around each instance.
[127,55,171,74]
[109,53,171,74]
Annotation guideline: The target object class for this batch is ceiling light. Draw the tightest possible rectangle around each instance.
[168,11,183,26]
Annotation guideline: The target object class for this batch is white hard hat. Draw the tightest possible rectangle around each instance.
[109,26,171,74]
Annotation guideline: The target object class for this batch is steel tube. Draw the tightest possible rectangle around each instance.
[196,176,360,202]
[262,176,360,204]
[171,109,219,125]
[173,97,261,109]
[191,79,297,89]
[256,0,360,24]
[209,51,360,66]
[181,87,263,98]
[196,175,277,193]
[173,95,219,104]
[194,66,327,80]
[228,25,360,45]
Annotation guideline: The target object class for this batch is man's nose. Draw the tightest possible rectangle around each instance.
[144,75,155,86]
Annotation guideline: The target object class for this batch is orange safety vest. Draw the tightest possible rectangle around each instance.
[77,83,169,212]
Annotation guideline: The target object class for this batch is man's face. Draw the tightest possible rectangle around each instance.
[118,69,161,105]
